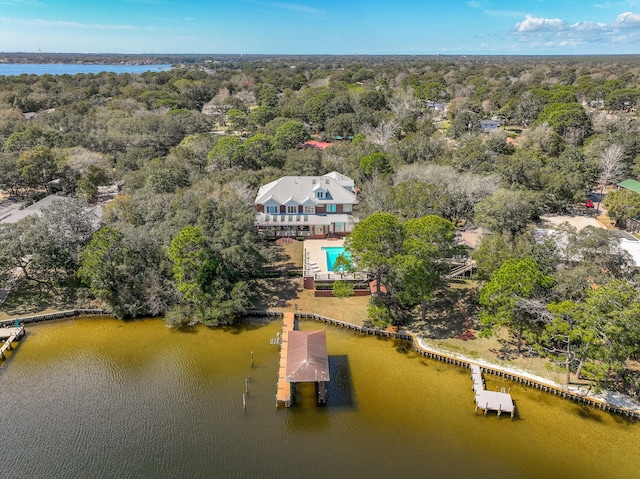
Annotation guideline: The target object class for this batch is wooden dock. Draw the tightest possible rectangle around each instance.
[471,364,515,418]
[0,326,25,359]
[276,312,295,407]
[246,309,640,420]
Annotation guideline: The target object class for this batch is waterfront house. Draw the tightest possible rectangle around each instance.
[254,172,358,239]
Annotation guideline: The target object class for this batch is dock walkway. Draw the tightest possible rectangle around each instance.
[0,325,25,359]
[276,312,296,407]
[471,364,515,418]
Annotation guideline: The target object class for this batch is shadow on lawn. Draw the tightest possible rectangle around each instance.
[405,288,479,340]
[0,279,81,316]
[250,277,301,309]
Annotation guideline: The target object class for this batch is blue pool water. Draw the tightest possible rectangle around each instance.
[323,246,352,272]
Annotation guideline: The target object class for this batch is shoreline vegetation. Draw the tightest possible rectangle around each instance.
[2,305,639,417]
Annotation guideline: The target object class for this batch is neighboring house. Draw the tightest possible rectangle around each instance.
[254,172,358,239]
[533,228,640,267]
[617,179,640,195]
[423,101,448,119]
[0,195,73,224]
[480,119,500,132]
[301,140,332,150]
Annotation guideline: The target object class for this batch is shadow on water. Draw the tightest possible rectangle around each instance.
[326,355,357,409]
[391,338,412,354]
[0,337,22,377]
[573,404,606,422]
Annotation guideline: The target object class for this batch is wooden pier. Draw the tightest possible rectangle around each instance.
[274,312,330,408]
[0,326,25,360]
[276,312,295,407]
[245,309,640,420]
[471,364,515,418]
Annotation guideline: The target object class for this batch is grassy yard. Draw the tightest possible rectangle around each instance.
[0,279,89,321]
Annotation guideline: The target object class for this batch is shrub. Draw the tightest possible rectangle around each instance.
[368,301,393,328]
[332,280,354,298]
[164,304,194,327]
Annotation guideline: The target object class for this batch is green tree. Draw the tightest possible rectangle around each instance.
[345,212,404,294]
[207,136,248,170]
[474,188,541,236]
[168,225,253,325]
[17,146,59,192]
[368,299,394,328]
[273,120,310,149]
[479,258,554,353]
[603,189,640,224]
[332,280,355,298]
[540,300,597,384]
[535,102,591,143]
[78,226,165,318]
[359,152,391,178]
[393,215,458,320]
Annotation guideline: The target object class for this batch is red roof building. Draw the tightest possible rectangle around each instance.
[303,140,332,150]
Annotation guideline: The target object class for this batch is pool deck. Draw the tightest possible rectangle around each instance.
[303,239,345,276]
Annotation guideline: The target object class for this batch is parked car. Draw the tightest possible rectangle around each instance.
[585,199,594,208]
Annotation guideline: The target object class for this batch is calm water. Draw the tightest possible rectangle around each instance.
[0,64,172,76]
[0,317,638,479]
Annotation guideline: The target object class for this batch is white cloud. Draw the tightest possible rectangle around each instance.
[466,1,482,8]
[511,10,640,50]
[616,11,640,26]
[515,15,566,33]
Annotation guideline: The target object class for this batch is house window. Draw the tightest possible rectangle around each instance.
[266,205,278,214]
[304,205,315,214]
[327,204,337,213]
[316,191,324,199]
[286,205,297,214]
[343,204,352,212]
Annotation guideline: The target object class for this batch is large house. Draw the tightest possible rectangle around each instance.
[254,172,358,239]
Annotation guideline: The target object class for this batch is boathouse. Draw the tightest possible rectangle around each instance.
[276,313,330,407]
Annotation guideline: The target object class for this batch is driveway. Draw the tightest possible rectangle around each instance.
[539,213,607,231]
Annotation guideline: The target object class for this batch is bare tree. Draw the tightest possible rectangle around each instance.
[597,144,625,211]
[363,120,398,151]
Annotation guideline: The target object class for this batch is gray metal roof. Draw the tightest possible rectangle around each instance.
[255,173,357,206]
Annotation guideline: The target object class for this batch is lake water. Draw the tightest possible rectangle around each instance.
[0,316,638,479]
[0,64,172,76]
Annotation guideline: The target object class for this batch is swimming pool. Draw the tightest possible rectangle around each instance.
[323,246,352,272]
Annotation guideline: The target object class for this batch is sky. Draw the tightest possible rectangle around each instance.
[2,0,640,55]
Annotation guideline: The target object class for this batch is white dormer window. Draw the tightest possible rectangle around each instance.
[316,191,324,199]
[286,205,297,214]
[266,205,278,214]
[304,205,315,214]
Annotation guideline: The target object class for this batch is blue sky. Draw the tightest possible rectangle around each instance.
[2,0,640,55]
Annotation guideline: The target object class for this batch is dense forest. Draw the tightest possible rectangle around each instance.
[1,55,640,397]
